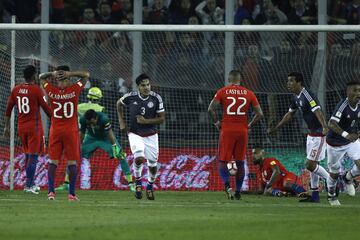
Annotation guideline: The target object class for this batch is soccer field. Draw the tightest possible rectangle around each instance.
[0,191,359,240]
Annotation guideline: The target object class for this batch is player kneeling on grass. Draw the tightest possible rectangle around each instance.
[79,109,134,190]
[253,148,309,198]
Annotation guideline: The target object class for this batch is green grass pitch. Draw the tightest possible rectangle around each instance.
[0,190,359,240]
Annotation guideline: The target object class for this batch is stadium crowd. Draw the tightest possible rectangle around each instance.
[1,0,360,25]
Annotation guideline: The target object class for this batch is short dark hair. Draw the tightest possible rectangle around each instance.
[229,70,241,77]
[136,73,150,85]
[347,81,360,88]
[56,65,70,71]
[288,72,304,86]
[23,65,36,82]
[84,109,97,121]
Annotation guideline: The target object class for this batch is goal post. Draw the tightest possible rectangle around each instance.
[0,23,359,192]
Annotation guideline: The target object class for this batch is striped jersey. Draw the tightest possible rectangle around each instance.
[289,88,323,134]
[327,98,360,146]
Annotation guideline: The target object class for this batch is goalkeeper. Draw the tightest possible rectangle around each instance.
[56,87,134,191]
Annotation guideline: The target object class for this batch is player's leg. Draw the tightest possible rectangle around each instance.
[233,132,248,200]
[342,140,360,196]
[128,133,146,199]
[144,134,159,200]
[303,136,328,202]
[282,173,307,197]
[103,139,134,191]
[47,131,62,200]
[24,130,44,194]
[63,131,81,201]
[218,130,235,200]
[326,144,347,206]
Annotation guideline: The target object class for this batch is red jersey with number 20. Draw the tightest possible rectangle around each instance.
[214,84,259,130]
[44,81,85,132]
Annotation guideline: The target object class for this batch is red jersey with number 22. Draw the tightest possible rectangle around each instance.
[44,81,85,132]
[214,84,259,131]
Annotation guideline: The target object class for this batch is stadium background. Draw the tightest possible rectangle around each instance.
[0,0,359,192]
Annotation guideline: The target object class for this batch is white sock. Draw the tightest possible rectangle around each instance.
[327,175,337,193]
[350,165,360,178]
[313,164,330,180]
[310,172,319,190]
[147,169,157,183]
[133,163,143,179]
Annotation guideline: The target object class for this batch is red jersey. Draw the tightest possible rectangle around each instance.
[214,84,259,130]
[5,83,51,131]
[44,80,85,132]
[260,158,289,183]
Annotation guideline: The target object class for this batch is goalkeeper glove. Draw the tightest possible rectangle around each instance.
[112,144,126,160]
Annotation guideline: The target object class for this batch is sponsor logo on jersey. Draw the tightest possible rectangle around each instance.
[133,101,138,105]
[347,115,350,118]
[147,101,154,108]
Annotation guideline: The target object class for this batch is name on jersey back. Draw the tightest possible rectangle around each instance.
[225,89,247,95]
[18,88,28,94]
[48,91,76,100]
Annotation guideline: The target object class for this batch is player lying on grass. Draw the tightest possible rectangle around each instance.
[253,148,309,198]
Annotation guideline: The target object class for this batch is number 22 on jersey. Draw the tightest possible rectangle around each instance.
[226,97,247,115]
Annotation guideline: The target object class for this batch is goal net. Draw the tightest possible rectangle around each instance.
[0,26,359,192]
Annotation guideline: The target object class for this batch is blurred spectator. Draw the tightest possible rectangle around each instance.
[96,0,119,23]
[52,0,65,23]
[339,0,360,24]
[254,0,287,24]
[79,7,99,23]
[0,0,12,23]
[234,0,251,24]
[169,0,196,24]
[145,0,169,24]
[287,0,316,24]
[188,15,200,24]
[195,0,224,25]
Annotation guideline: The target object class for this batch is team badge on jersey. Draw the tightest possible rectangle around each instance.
[147,101,154,108]
[309,100,317,108]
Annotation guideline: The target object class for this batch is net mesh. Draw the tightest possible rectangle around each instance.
[0,29,359,192]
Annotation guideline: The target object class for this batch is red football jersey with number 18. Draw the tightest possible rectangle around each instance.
[214,84,259,130]
[44,81,85,132]
[5,83,51,131]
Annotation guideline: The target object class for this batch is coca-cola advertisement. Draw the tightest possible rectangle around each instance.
[0,147,259,191]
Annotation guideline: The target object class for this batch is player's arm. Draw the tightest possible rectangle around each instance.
[264,165,281,194]
[248,105,264,129]
[39,72,55,87]
[116,98,128,132]
[268,111,295,134]
[37,89,52,118]
[3,93,15,137]
[314,109,329,135]
[79,131,85,144]
[328,119,358,142]
[68,71,90,85]
[208,98,221,130]
[136,112,165,125]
